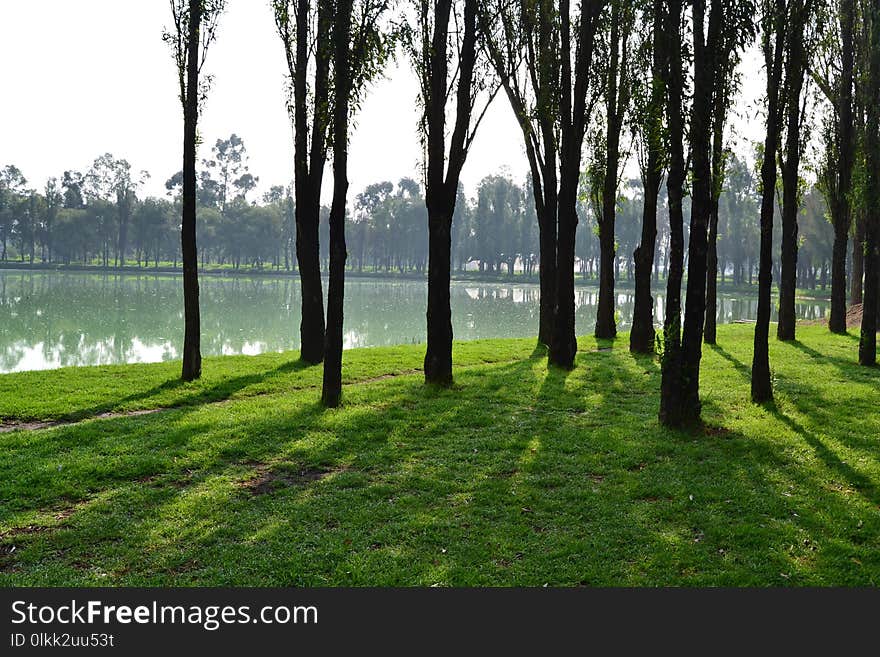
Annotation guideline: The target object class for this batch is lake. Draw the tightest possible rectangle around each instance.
[0,269,830,373]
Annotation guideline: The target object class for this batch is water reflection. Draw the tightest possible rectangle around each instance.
[0,270,829,372]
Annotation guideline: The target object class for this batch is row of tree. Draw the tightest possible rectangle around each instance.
[64,0,880,419]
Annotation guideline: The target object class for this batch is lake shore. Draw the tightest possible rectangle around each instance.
[1,324,877,585]
[0,261,834,300]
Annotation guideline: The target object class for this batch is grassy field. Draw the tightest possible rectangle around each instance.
[0,324,877,586]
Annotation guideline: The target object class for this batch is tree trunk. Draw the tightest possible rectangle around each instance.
[595,1,624,341]
[297,207,325,363]
[777,12,809,342]
[180,0,202,382]
[830,0,855,334]
[424,205,454,384]
[538,206,557,345]
[322,0,352,407]
[680,0,721,423]
[851,210,866,305]
[659,0,685,427]
[859,0,879,366]
[704,83,726,346]
[752,0,786,403]
[631,0,664,355]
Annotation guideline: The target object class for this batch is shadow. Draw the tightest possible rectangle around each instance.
[708,344,751,382]
[68,358,314,423]
[768,402,880,509]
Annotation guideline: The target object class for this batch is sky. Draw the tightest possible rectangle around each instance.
[0,1,767,204]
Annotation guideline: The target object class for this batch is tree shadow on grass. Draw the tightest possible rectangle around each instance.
[5,345,880,586]
[63,358,316,423]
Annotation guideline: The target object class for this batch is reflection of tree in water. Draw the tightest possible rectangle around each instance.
[0,271,830,372]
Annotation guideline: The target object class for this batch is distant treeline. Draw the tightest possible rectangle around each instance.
[0,135,835,289]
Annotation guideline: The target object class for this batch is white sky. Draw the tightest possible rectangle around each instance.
[0,1,767,203]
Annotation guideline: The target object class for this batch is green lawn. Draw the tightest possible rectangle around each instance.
[1,324,878,586]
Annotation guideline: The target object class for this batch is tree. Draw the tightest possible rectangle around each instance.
[704,16,745,346]
[777,0,816,341]
[594,0,635,340]
[203,134,258,211]
[681,0,752,422]
[85,153,146,267]
[548,0,606,368]
[0,166,28,262]
[480,0,561,346]
[814,0,857,333]
[165,0,226,381]
[322,0,391,407]
[273,0,332,364]
[658,0,687,426]
[630,0,667,354]
[752,0,788,403]
[404,0,496,385]
[859,0,879,365]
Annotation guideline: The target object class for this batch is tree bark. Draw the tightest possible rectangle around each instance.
[859,0,880,366]
[549,0,602,369]
[777,4,810,342]
[181,0,202,382]
[630,0,665,355]
[680,0,723,422]
[659,0,685,427]
[322,0,352,407]
[851,210,865,305]
[829,0,855,334]
[288,0,330,364]
[595,1,625,340]
[422,0,479,385]
[752,0,786,403]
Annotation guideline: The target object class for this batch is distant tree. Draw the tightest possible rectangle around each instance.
[85,153,146,267]
[165,0,226,381]
[0,165,28,261]
[202,134,258,210]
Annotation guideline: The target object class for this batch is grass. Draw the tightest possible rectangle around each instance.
[0,324,877,586]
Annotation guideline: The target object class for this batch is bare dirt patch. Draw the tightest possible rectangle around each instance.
[0,408,163,434]
[238,462,346,496]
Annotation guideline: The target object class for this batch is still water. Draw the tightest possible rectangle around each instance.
[0,270,829,373]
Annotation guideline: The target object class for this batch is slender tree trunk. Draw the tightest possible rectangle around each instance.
[595,2,624,340]
[322,0,352,407]
[851,210,866,305]
[659,0,685,427]
[180,0,202,382]
[859,0,880,365]
[704,89,726,345]
[752,0,786,403]
[680,0,722,422]
[286,0,330,365]
[549,0,600,369]
[829,0,854,334]
[422,0,478,385]
[631,0,665,355]
[777,9,809,341]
